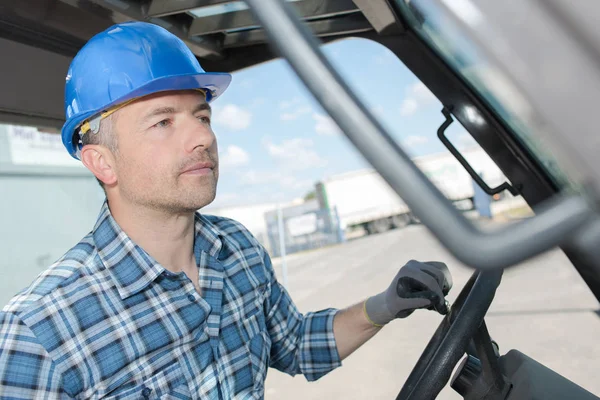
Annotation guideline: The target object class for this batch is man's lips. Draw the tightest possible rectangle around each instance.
[181,162,215,175]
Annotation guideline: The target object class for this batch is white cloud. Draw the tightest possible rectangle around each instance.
[213,104,252,131]
[220,145,250,168]
[231,137,325,203]
[264,137,327,170]
[313,113,342,136]
[399,99,419,117]
[281,106,312,121]
[280,175,314,191]
[412,81,436,100]
[238,170,279,185]
[280,175,298,188]
[238,169,313,192]
[399,82,437,117]
[404,135,430,147]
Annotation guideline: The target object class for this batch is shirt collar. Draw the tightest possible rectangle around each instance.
[92,201,224,299]
[193,212,223,260]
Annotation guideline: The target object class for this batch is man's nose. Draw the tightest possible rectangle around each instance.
[182,116,215,152]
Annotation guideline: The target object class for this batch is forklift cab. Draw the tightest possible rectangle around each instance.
[0,0,599,398]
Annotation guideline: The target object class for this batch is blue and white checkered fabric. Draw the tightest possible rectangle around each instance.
[0,201,341,399]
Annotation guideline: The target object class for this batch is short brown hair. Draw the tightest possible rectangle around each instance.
[80,114,117,189]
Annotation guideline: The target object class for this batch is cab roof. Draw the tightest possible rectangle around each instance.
[0,0,397,128]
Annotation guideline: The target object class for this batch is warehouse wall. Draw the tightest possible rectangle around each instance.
[0,125,105,307]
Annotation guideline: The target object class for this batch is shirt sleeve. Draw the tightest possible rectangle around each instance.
[260,249,342,381]
[0,311,65,399]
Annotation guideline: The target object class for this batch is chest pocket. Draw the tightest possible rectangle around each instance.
[103,361,191,400]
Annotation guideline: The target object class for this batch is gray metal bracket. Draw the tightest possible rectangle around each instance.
[437,106,519,197]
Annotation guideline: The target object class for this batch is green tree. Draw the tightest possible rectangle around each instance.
[304,191,316,201]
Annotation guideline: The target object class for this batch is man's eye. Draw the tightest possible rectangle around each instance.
[198,116,211,125]
[154,119,171,128]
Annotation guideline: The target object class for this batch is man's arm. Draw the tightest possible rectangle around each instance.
[333,301,381,360]
[259,237,452,379]
[0,311,65,399]
[259,248,342,381]
[333,260,453,360]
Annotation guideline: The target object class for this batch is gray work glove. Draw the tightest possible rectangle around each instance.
[364,260,453,327]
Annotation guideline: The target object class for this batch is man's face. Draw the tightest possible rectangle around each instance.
[109,90,219,213]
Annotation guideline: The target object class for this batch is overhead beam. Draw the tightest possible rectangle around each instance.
[198,34,343,73]
[222,13,372,48]
[0,12,84,58]
[351,0,403,35]
[0,0,114,57]
[0,36,70,127]
[147,0,237,18]
[189,0,359,36]
[76,0,223,57]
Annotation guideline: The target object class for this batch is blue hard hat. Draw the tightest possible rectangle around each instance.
[61,21,232,159]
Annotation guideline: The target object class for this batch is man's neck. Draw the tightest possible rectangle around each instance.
[107,199,197,274]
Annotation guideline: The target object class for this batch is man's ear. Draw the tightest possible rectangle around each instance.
[80,145,117,186]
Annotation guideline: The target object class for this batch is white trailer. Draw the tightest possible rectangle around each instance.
[414,147,507,201]
[315,147,507,234]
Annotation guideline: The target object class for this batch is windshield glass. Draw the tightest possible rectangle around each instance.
[394,0,578,193]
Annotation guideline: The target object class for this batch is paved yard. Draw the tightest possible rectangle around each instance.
[265,223,600,399]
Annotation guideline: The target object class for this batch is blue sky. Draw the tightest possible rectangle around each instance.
[207,37,475,208]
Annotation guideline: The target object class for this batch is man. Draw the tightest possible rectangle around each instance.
[0,22,452,399]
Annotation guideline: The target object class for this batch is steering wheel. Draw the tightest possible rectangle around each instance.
[396,269,504,400]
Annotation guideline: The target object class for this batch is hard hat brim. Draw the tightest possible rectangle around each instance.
[62,71,232,160]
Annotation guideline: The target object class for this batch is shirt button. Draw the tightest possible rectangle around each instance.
[188,294,195,302]
[141,387,152,398]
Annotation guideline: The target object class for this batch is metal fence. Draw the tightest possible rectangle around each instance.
[265,204,345,258]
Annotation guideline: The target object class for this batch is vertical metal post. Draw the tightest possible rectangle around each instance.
[333,206,346,243]
[277,203,289,288]
[473,173,493,219]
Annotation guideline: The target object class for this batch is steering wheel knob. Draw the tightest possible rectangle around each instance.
[435,299,451,315]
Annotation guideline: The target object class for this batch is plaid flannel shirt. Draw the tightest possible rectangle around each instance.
[0,201,341,399]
